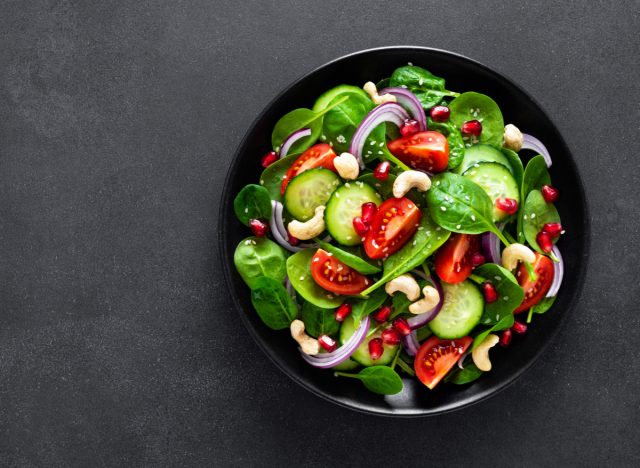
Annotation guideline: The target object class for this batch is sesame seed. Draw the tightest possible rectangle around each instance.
[471,215,476,221]
[370,141,376,146]
[464,195,470,201]
[244,240,251,245]
[335,193,340,198]
[456,224,461,229]
[379,142,384,147]
[244,207,248,213]
[503,296,509,301]
[377,151,383,155]
[441,206,447,211]
[495,314,499,321]
[531,213,536,219]
[299,276,305,281]
[313,257,320,262]
[260,179,264,185]
[435,181,440,186]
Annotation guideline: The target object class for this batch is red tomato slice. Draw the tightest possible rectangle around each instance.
[310,249,370,295]
[387,131,449,173]
[363,198,421,260]
[415,336,472,389]
[514,253,554,313]
[434,233,480,284]
[280,143,337,194]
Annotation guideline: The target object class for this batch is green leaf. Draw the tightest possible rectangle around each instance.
[473,313,514,350]
[286,249,345,308]
[250,276,298,330]
[446,362,483,385]
[428,119,465,170]
[360,210,450,296]
[474,263,524,326]
[518,155,551,242]
[259,152,299,202]
[531,295,556,315]
[233,237,287,288]
[358,172,396,199]
[315,240,380,275]
[389,65,458,109]
[523,190,561,254]
[233,184,272,226]
[350,288,387,325]
[449,92,504,147]
[300,301,339,338]
[336,366,404,395]
[500,148,524,190]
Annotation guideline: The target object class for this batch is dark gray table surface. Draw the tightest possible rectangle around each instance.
[1,1,638,466]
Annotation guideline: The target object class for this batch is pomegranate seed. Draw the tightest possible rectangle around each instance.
[392,317,411,337]
[368,338,384,360]
[471,251,486,267]
[318,334,337,352]
[352,216,369,236]
[373,161,391,181]
[500,329,512,347]
[400,119,420,136]
[361,202,377,224]
[461,119,482,137]
[536,231,553,253]
[430,105,450,122]
[495,197,518,215]
[287,232,300,246]
[373,305,392,323]
[542,222,563,238]
[512,321,527,335]
[260,151,278,168]
[381,328,401,345]
[482,282,499,303]
[541,185,559,203]
[249,219,269,237]
[335,304,352,322]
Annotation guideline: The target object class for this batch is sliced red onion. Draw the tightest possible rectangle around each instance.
[403,330,420,356]
[269,200,319,252]
[407,273,444,329]
[279,128,311,158]
[481,231,502,264]
[379,87,427,131]
[522,133,552,168]
[301,315,370,368]
[547,245,564,297]
[457,349,472,370]
[349,102,410,169]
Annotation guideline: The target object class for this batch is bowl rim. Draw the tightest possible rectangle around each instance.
[218,45,590,417]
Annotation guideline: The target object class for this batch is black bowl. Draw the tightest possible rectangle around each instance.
[219,47,589,416]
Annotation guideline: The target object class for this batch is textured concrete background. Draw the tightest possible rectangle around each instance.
[0,0,638,466]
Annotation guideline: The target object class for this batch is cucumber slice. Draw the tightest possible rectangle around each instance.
[463,162,520,222]
[455,144,512,175]
[324,181,381,245]
[284,168,341,221]
[340,315,398,366]
[429,280,484,339]
[331,358,359,371]
[313,85,370,112]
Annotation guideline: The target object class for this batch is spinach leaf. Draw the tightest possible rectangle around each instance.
[426,172,507,243]
[389,65,458,109]
[522,190,561,254]
[250,276,298,330]
[300,301,339,338]
[315,240,381,275]
[286,249,345,308]
[358,173,396,199]
[428,119,465,170]
[233,237,287,288]
[473,313,515,350]
[391,276,428,317]
[446,362,483,385]
[475,263,524,326]
[233,184,272,226]
[449,92,504,147]
[335,366,404,395]
[501,148,524,190]
[416,325,433,342]
[271,96,348,154]
[259,152,299,201]
[531,295,556,315]
[350,287,387,325]
[360,210,450,296]
[518,155,551,242]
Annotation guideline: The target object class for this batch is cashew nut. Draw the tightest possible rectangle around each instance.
[472,334,500,371]
[290,319,320,355]
[408,285,440,315]
[287,206,325,241]
[333,152,360,180]
[393,170,431,198]
[503,124,524,151]
[385,274,420,301]
[363,81,397,105]
[501,243,536,271]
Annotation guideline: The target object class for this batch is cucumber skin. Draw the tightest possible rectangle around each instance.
[339,315,398,367]
[283,168,341,221]
[455,144,512,175]
[462,162,519,222]
[324,182,381,246]
[428,280,484,339]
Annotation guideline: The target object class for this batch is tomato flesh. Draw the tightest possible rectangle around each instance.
[514,253,554,313]
[363,198,421,260]
[280,143,337,194]
[310,249,369,295]
[387,131,449,173]
[434,233,480,284]
[415,336,472,389]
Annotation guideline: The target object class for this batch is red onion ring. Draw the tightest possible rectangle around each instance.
[379,87,427,131]
[407,272,444,329]
[349,102,410,169]
[279,128,312,158]
[301,316,371,368]
[522,133,551,168]
[403,330,420,356]
[547,245,564,297]
[457,349,472,370]
[481,231,502,264]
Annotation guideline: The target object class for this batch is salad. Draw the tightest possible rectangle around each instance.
[232,64,564,396]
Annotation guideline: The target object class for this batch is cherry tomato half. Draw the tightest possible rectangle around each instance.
[363,197,421,260]
[280,143,337,195]
[387,131,449,173]
[434,233,481,284]
[310,249,370,295]
[514,253,554,313]
[415,336,472,389]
